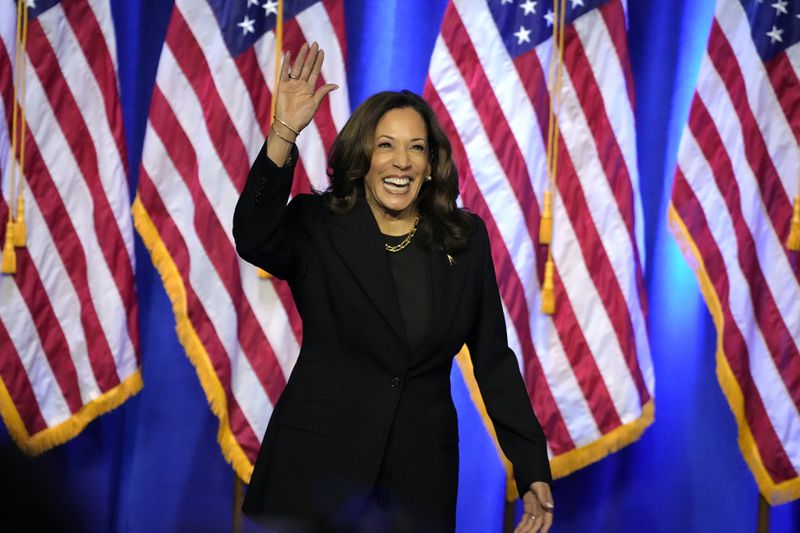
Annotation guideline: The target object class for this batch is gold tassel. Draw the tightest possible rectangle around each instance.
[1,222,17,274]
[13,194,26,248]
[257,268,272,279]
[787,195,800,251]
[539,190,553,244]
[541,258,555,315]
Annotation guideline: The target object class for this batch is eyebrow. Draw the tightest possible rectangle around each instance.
[375,134,427,142]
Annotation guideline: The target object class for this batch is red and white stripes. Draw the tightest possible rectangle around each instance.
[425,0,653,475]
[135,0,349,479]
[0,0,140,453]
[670,0,799,505]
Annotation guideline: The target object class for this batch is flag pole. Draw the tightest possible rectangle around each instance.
[503,501,515,532]
[756,493,769,533]
[232,473,244,533]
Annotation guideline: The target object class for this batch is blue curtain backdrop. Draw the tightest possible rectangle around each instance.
[2,1,799,531]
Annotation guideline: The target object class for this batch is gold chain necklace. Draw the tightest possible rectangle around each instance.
[385,216,420,253]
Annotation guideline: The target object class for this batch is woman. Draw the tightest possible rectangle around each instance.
[234,42,554,532]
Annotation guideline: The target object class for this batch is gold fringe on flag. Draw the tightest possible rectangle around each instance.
[540,0,566,314]
[256,0,286,280]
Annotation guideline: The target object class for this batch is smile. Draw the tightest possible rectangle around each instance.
[382,176,413,191]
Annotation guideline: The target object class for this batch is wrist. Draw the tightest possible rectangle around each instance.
[273,116,301,137]
[270,123,297,145]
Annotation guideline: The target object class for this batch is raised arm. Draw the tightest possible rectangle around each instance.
[232,42,338,280]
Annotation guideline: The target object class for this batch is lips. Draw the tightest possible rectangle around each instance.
[382,176,413,191]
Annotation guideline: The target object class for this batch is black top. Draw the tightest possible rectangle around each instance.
[383,233,431,352]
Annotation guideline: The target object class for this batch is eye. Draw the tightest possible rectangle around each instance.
[411,144,426,152]
[377,141,392,149]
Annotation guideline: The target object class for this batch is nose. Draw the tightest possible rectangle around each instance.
[392,149,410,169]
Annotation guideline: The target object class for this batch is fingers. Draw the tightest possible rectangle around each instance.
[290,42,309,79]
[279,51,291,82]
[298,42,319,81]
[307,48,324,87]
[532,482,555,512]
[514,484,554,533]
[531,483,554,532]
[540,511,553,533]
[513,492,543,533]
[514,512,544,533]
[287,42,325,85]
[313,83,339,106]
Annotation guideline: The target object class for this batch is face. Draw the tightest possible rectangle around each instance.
[363,107,431,222]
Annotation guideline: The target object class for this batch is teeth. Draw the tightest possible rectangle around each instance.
[384,177,411,186]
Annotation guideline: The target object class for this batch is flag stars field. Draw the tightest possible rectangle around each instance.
[520,0,537,15]
[262,0,278,16]
[766,25,784,43]
[238,15,255,35]
[515,25,532,44]
[771,0,788,16]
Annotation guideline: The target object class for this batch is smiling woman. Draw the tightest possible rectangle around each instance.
[363,108,430,226]
[233,42,553,532]
[324,90,477,255]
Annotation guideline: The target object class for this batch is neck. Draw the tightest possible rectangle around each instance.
[368,203,418,236]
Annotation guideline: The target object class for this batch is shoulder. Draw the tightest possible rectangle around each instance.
[464,212,489,251]
[284,193,327,229]
[286,193,325,214]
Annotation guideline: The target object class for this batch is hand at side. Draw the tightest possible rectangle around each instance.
[514,481,554,533]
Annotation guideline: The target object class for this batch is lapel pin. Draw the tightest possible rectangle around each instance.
[447,254,455,266]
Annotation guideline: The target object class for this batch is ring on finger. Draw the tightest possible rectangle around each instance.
[288,72,300,79]
[528,514,536,521]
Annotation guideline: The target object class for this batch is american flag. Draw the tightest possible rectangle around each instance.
[0,0,141,453]
[425,0,654,483]
[133,0,349,480]
[670,0,800,505]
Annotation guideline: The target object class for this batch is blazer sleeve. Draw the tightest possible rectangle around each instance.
[232,143,310,281]
[465,219,552,495]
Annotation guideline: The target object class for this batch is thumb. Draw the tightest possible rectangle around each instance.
[532,482,554,510]
[313,84,339,106]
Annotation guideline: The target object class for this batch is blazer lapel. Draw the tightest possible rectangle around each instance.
[326,199,408,348]
[414,245,469,358]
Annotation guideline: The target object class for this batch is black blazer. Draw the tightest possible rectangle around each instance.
[233,145,551,528]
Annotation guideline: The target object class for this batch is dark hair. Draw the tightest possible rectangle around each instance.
[322,90,476,253]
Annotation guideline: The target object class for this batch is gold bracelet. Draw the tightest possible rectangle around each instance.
[272,116,300,136]
[270,124,296,144]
